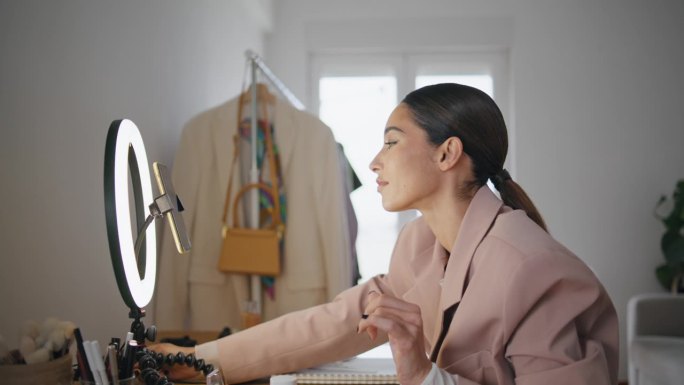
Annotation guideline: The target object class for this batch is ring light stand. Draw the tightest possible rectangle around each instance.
[104,118,191,344]
[104,121,222,385]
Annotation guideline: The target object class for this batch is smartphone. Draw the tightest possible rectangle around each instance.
[153,162,192,254]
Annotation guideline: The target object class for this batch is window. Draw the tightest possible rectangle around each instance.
[319,76,399,284]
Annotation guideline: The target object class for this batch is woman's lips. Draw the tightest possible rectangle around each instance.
[376,178,388,191]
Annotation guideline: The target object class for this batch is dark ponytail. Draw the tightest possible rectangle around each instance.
[495,178,547,231]
[402,83,547,231]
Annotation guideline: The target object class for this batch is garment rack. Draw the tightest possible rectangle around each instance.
[245,49,305,111]
[244,49,304,318]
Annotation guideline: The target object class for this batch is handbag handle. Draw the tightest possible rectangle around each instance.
[221,88,282,234]
[231,182,280,229]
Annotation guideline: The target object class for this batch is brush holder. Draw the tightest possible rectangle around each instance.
[0,353,72,385]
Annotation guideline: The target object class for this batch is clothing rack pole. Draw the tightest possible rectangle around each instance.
[244,49,304,319]
[245,50,305,110]
[248,58,262,316]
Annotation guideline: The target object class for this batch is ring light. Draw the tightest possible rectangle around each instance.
[104,119,157,310]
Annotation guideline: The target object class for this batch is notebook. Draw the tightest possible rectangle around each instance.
[292,357,398,384]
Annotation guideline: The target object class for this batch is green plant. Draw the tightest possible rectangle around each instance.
[654,179,684,293]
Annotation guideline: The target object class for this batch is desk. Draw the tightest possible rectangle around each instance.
[93,332,394,385]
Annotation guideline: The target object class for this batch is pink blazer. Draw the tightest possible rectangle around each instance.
[198,187,619,385]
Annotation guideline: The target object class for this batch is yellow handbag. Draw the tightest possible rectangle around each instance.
[217,93,283,276]
[218,182,283,276]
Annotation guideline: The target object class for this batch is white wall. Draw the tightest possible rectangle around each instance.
[265,0,684,381]
[0,0,269,350]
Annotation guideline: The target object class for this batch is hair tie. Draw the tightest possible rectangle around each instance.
[491,169,511,189]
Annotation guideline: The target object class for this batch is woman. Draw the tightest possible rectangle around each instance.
[153,83,618,385]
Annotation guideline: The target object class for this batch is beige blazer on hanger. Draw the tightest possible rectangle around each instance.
[196,187,619,385]
[153,96,354,330]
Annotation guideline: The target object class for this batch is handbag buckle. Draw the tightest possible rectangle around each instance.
[276,224,285,240]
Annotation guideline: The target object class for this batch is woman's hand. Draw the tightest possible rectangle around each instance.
[357,292,432,385]
[146,343,204,382]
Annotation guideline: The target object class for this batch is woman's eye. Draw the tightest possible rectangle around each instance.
[384,141,398,149]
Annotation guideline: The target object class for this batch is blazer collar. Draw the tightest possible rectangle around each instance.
[402,187,503,351]
[427,186,503,358]
[439,186,504,311]
[403,231,449,346]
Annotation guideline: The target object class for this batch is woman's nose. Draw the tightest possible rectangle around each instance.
[369,151,381,173]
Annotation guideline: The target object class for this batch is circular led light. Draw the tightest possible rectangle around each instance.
[104,119,156,309]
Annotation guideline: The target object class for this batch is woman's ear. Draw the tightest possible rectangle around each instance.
[437,136,464,171]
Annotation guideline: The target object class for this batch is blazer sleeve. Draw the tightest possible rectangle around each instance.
[502,255,619,385]
[195,220,430,383]
[197,275,393,383]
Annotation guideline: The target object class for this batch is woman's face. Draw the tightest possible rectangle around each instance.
[369,103,443,212]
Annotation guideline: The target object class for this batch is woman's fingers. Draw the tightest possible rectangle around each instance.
[364,292,419,315]
[358,306,422,338]
[358,294,433,385]
[374,305,423,326]
[358,291,380,340]
[357,293,422,340]
[362,311,422,340]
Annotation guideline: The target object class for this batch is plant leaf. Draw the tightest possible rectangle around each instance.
[678,180,684,220]
[660,180,684,229]
[655,264,674,291]
[664,236,684,267]
[662,230,681,255]
[663,211,683,230]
